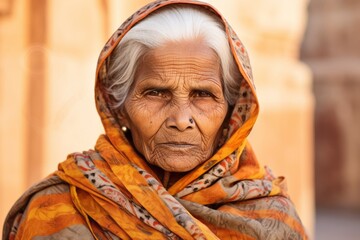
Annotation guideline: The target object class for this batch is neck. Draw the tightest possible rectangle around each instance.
[150,165,188,189]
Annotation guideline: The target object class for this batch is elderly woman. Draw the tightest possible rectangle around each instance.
[3,0,307,239]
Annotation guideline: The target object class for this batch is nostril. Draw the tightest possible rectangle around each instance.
[166,116,194,131]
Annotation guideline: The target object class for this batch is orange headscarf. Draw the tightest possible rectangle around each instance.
[3,1,307,239]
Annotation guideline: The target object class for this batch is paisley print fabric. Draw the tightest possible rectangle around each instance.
[3,0,308,239]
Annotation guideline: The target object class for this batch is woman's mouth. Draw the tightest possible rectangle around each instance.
[159,142,196,149]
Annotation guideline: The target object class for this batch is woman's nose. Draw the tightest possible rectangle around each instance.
[165,103,194,131]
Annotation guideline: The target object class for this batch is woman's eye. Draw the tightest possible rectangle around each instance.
[145,89,167,98]
[193,90,213,98]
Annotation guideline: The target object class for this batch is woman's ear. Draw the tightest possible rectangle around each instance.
[117,106,130,130]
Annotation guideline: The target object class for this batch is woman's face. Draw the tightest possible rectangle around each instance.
[120,39,229,172]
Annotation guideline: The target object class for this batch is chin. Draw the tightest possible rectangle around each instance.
[157,158,203,172]
[147,149,209,172]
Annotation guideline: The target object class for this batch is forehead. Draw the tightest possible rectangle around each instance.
[139,39,221,75]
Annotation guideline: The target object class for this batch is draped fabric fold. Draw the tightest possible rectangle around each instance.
[3,0,308,239]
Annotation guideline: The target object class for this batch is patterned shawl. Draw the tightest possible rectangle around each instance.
[3,0,308,239]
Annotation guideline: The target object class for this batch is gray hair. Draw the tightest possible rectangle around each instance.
[106,5,242,108]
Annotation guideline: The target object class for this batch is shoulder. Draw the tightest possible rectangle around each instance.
[3,175,95,239]
[180,196,308,239]
[220,196,308,239]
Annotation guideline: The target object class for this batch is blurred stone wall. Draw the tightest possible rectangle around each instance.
[0,0,105,234]
[301,0,360,210]
[0,0,314,236]
[0,0,28,232]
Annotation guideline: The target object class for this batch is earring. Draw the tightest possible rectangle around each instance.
[121,126,128,132]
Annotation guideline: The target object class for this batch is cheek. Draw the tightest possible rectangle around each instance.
[125,99,152,127]
[124,100,164,147]
[197,104,228,143]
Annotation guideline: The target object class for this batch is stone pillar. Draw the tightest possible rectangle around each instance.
[301,0,360,210]
[25,0,48,187]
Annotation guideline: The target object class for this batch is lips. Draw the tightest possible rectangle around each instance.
[158,142,197,149]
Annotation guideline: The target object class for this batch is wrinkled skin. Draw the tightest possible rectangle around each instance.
[120,39,229,172]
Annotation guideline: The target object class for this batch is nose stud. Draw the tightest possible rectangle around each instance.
[189,118,194,124]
